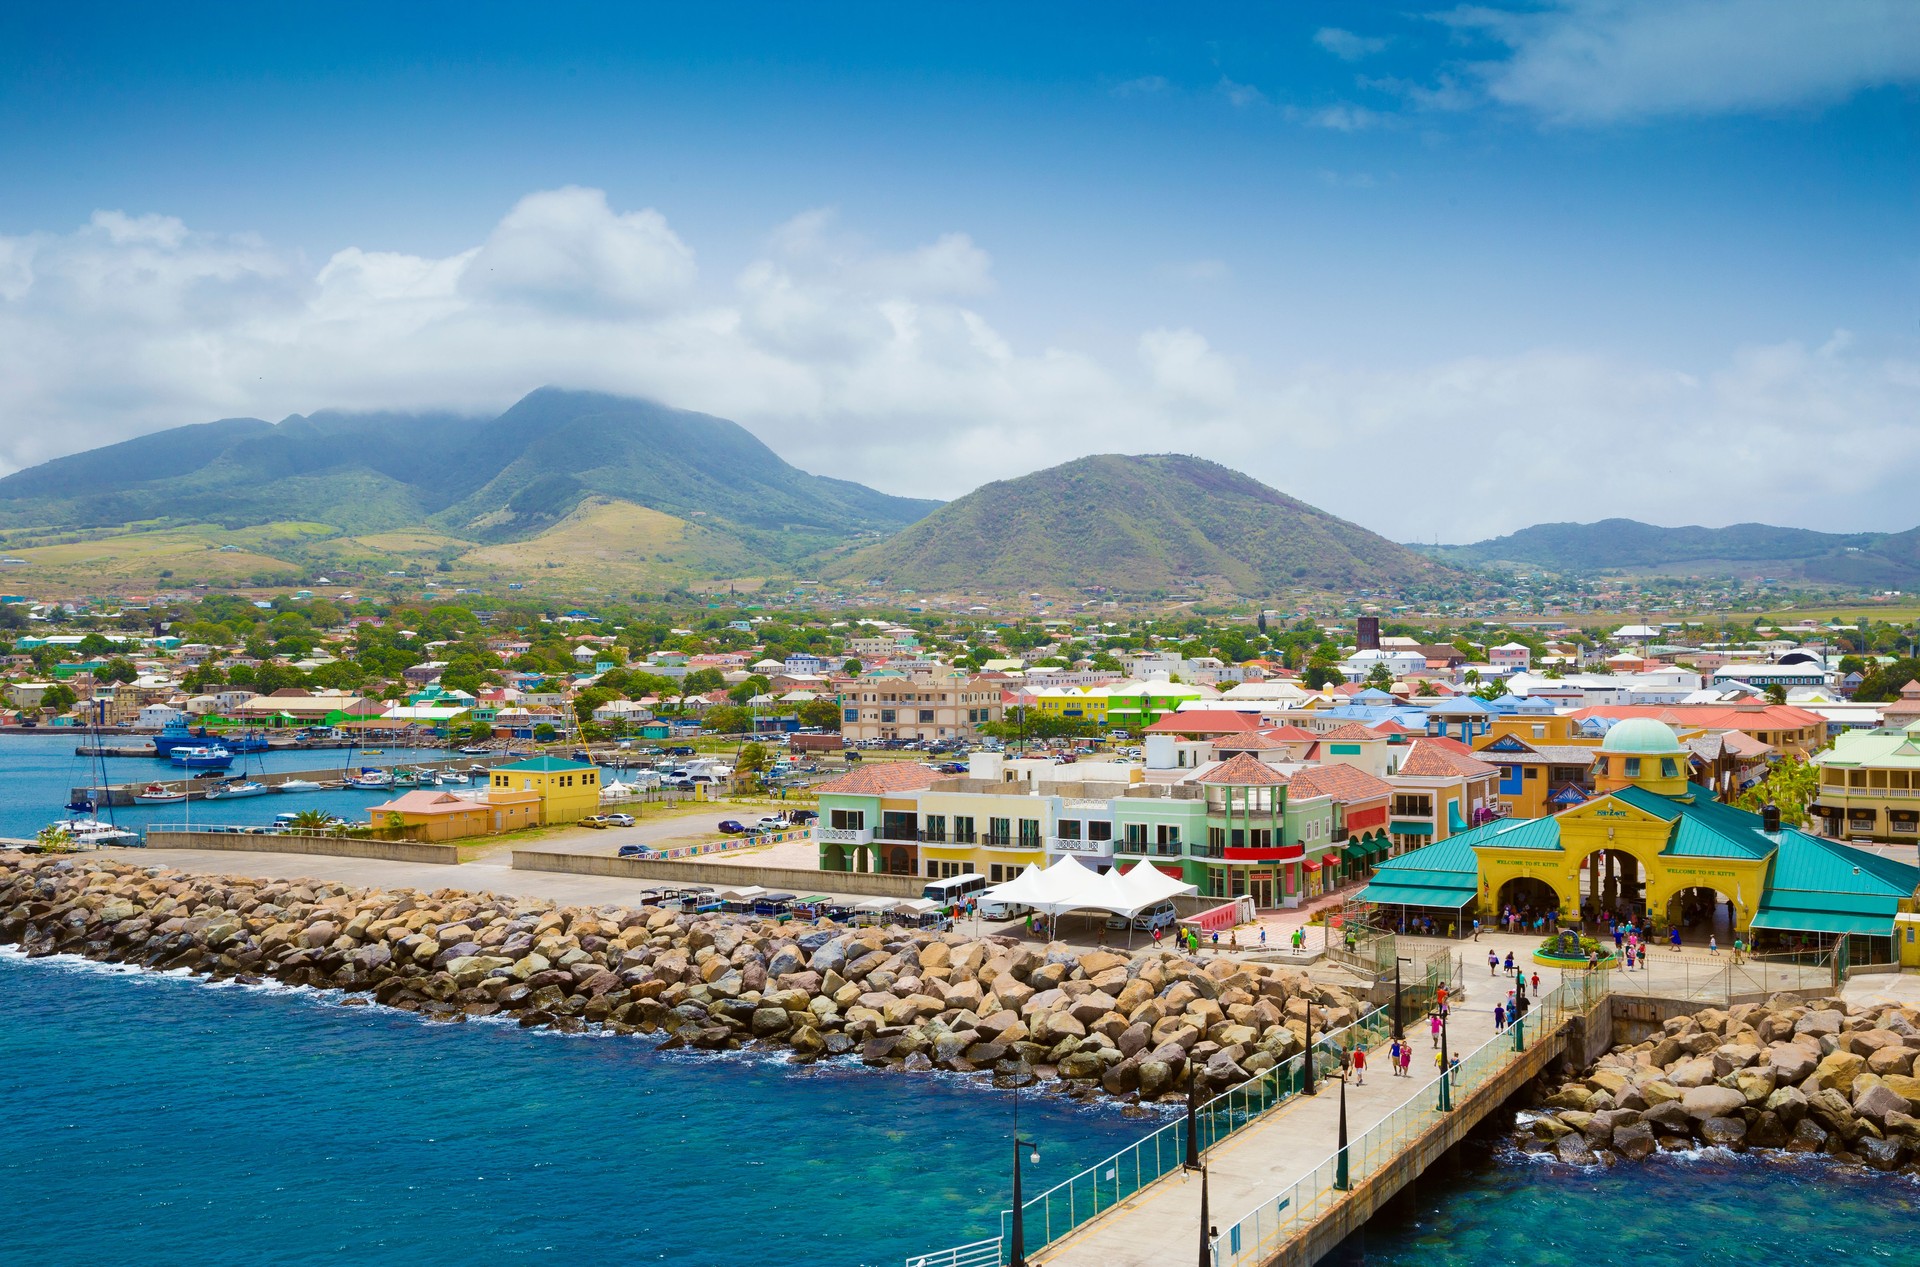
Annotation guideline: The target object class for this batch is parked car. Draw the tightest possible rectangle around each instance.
[979,898,1031,921]
[717,819,749,834]
[578,815,610,829]
[787,809,817,823]
[602,813,635,828]
[936,761,967,774]
[617,844,649,858]
[755,814,789,829]
[1105,900,1180,932]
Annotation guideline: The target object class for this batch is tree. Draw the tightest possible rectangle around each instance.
[736,741,771,775]
[38,683,77,716]
[1854,658,1920,703]
[466,722,494,743]
[1735,757,1819,827]
[704,704,753,735]
[1363,664,1394,691]
[728,674,771,705]
[681,668,725,695]
[287,809,338,832]
[1764,683,1788,705]
[96,658,138,685]
[842,659,863,677]
[1302,664,1345,690]
[532,722,557,742]
[797,699,843,731]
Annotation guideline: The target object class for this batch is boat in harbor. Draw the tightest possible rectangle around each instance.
[204,779,270,800]
[150,715,214,758]
[46,817,141,848]
[133,783,188,804]
[169,745,235,770]
[342,768,395,790]
[275,779,324,793]
[222,732,272,754]
[458,744,492,755]
[433,769,468,786]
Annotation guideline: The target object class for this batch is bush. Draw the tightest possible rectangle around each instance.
[1538,932,1607,960]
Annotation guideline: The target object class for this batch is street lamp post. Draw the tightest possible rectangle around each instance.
[1010,1071,1041,1267]
[1197,1160,1212,1267]
[1334,1064,1351,1190]
[1437,1004,1453,1111]
[1511,963,1529,1052]
[1301,1003,1317,1096]
[1393,954,1413,1042]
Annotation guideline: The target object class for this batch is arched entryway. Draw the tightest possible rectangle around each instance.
[821,842,847,872]
[1578,848,1648,922]
[887,846,911,875]
[1664,885,1737,942]
[1495,876,1564,926]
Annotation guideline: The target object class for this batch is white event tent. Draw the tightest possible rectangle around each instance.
[981,856,1196,919]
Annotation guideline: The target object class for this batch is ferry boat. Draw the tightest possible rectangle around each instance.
[204,779,270,800]
[169,745,236,770]
[133,783,188,804]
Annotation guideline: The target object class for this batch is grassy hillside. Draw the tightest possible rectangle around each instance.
[829,453,1457,595]
[0,388,938,589]
[1425,517,1920,587]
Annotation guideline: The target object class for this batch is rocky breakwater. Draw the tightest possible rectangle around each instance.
[1522,995,1920,1172]
[0,855,1366,1103]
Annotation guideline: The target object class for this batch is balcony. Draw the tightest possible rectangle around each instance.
[1116,842,1186,858]
[816,826,873,846]
[982,833,1038,850]
[1047,836,1113,857]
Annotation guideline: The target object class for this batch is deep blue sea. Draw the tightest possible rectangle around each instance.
[0,948,1149,1266]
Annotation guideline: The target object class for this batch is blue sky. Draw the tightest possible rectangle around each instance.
[1,1,1916,540]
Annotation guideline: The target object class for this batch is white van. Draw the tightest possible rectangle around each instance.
[1106,900,1179,932]
[979,897,1031,921]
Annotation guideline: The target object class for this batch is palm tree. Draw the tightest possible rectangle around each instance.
[287,809,337,832]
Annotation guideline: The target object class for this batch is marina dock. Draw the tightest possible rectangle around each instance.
[75,754,512,807]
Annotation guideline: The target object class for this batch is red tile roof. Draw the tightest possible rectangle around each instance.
[1213,731,1299,752]
[1195,751,1293,786]
[1397,739,1500,780]
[1318,722,1385,741]
[1142,710,1265,735]
[813,763,948,796]
[1285,763,1394,803]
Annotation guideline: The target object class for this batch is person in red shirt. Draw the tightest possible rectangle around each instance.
[1351,1045,1367,1085]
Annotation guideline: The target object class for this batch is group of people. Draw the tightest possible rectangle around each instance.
[1490,904,1560,935]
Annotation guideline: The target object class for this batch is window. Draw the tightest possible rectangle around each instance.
[1058,819,1082,840]
[955,815,976,844]
[1208,826,1226,851]
[1018,818,1042,846]
[1624,757,1641,778]
[1525,767,1539,780]
[880,709,896,723]
[1531,725,1546,738]
[1660,758,1679,779]
[990,864,1004,882]
[1089,821,1111,841]
[829,809,866,831]
[920,710,935,723]
[988,816,1010,844]
[1125,823,1147,847]
[844,707,858,723]
[1158,825,1181,847]
[924,814,947,843]
[926,861,939,877]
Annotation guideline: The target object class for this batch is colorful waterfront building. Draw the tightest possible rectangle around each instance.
[1361,719,1920,962]
[814,762,947,876]
[1474,714,1601,818]
[485,756,600,824]
[1809,719,1920,844]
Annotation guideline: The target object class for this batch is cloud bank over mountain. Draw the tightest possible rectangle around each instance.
[0,187,1913,543]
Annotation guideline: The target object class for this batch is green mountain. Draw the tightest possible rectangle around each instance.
[828,453,1459,595]
[0,389,939,566]
[1424,518,1920,587]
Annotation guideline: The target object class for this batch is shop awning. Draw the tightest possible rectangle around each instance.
[1750,908,1895,937]
[1392,822,1434,837]
[1355,882,1477,909]
[1342,841,1371,861]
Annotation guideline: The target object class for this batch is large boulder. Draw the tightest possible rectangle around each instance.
[1808,1050,1866,1096]
[1699,1116,1747,1148]
[1612,1122,1657,1161]
[1853,1082,1913,1128]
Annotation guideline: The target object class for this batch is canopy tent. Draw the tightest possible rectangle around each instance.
[980,855,1196,919]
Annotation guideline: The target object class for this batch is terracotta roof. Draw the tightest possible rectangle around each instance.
[1142,710,1265,735]
[813,763,948,796]
[1397,740,1500,780]
[1318,722,1384,741]
[1263,724,1320,741]
[368,791,480,816]
[1195,752,1293,786]
[1286,763,1394,803]
[1213,731,1300,752]
[1368,721,1424,737]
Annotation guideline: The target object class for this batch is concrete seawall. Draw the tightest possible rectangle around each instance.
[511,849,927,899]
[145,829,461,865]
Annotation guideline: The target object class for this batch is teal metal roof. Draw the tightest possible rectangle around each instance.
[493,755,598,773]
[1372,833,1479,879]
[1766,831,1920,897]
[1610,785,1686,822]
[1749,908,1895,937]
[1461,816,1563,852]
[1356,882,1477,909]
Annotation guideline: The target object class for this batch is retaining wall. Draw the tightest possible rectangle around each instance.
[510,850,927,898]
[144,829,461,865]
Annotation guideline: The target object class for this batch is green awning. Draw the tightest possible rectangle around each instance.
[1343,842,1371,861]
[1356,883,1477,909]
[1750,908,1895,937]
[1370,839,1392,858]
[1392,822,1434,837]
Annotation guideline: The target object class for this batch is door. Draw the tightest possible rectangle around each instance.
[1251,878,1275,909]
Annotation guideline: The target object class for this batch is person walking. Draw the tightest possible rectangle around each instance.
[1436,984,1449,1016]
[1429,1012,1442,1049]
[1398,1042,1412,1078]
[1530,971,1540,997]
[1351,1044,1367,1085]
[1259,926,1267,949]
[1709,934,1719,956]
[1494,1002,1506,1033]
[1503,952,1515,972]
[1489,949,1499,976]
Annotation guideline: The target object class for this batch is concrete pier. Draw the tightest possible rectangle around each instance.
[75,754,510,807]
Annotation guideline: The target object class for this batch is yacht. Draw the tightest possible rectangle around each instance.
[133,783,188,804]
[204,779,270,800]
[342,768,395,790]
[275,779,324,793]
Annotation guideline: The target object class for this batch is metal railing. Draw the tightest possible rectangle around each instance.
[904,1237,1003,1267]
[964,1003,1392,1261]
[1211,970,1610,1266]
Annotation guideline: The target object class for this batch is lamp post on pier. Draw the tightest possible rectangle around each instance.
[1334,1061,1352,1191]
[1010,1068,1041,1267]
[1393,954,1413,1042]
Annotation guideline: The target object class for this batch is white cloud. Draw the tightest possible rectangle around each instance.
[1111,75,1170,97]
[462,186,696,313]
[0,191,1913,542]
[1218,77,1268,108]
[1439,0,1920,124]
[1315,27,1388,61]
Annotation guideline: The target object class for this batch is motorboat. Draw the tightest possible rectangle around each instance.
[433,769,468,786]
[458,745,492,755]
[205,779,270,800]
[275,779,324,793]
[133,783,188,804]
[342,768,395,790]
[169,745,236,770]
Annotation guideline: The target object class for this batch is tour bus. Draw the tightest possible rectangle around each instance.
[921,872,988,905]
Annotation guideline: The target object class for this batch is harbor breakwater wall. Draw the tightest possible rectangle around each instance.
[0,853,1369,1105]
[146,830,461,865]
[1519,994,1920,1173]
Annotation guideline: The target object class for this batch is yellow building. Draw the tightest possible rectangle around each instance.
[1363,720,1920,959]
[1026,686,1111,729]
[487,756,600,825]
